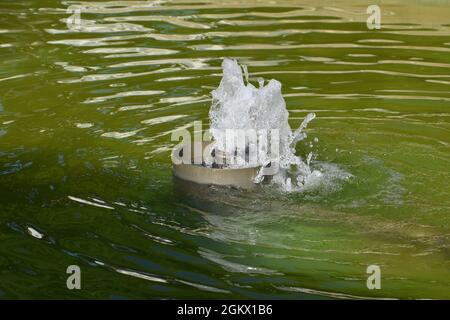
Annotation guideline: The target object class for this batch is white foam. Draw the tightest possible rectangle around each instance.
[209,58,350,192]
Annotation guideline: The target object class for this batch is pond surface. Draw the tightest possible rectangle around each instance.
[0,0,449,299]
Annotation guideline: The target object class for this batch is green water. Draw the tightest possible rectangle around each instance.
[0,0,449,299]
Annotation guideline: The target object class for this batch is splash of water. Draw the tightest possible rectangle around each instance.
[209,58,339,191]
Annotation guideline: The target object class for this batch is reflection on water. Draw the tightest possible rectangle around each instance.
[0,0,449,299]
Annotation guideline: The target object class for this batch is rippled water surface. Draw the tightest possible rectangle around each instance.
[1,0,449,299]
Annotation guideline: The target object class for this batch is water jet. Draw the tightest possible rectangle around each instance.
[172,58,317,191]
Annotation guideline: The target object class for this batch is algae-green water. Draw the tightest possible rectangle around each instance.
[0,0,449,299]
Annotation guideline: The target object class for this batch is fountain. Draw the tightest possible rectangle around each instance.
[172,58,317,190]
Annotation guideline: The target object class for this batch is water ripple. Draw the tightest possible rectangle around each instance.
[1,0,450,299]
